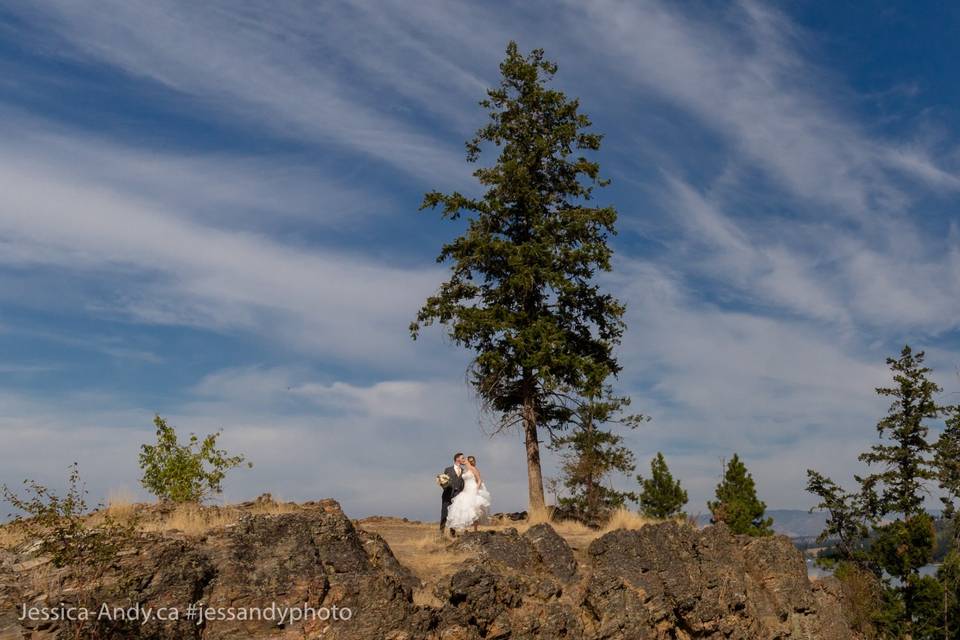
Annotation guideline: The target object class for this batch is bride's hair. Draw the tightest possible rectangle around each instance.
[467,455,477,466]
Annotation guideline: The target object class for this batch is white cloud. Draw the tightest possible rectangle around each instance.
[0,127,453,370]
[656,172,960,335]
[601,257,947,507]
[0,108,391,231]
[0,372,532,521]
[11,0,473,186]
[567,0,959,216]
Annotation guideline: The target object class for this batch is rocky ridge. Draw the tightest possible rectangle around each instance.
[0,499,861,639]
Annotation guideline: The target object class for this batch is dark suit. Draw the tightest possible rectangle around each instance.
[439,465,465,531]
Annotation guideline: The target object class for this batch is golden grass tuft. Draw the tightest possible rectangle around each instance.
[403,537,468,582]
[140,504,232,535]
[599,508,656,535]
[248,500,299,517]
[545,518,595,537]
[105,487,138,520]
[524,504,555,526]
[140,499,299,536]
[0,521,27,550]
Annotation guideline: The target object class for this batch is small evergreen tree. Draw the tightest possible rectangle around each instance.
[935,406,960,555]
[638,452,688,519]
[550,386,646,524]
[934,551,960,640]
[805,470,872,563]
[859,345,943,516]
[858,346,945,633]
[139,415,251,504]
[708,454,773,536]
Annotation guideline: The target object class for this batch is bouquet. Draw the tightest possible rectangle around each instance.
[436,473,450,488]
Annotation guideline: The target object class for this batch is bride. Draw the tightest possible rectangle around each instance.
[446,455,491,532]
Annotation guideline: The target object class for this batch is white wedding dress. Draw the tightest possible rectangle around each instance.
[446,468,491,530]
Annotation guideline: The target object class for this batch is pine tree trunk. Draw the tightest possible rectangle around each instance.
[522,392,545,514]
[904,581,914,640]
[584,420,595,520]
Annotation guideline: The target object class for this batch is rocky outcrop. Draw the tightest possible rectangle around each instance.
[449,523,577,584]
[0,501,860,639]
[2,501,430,639]
[583,521,853,639]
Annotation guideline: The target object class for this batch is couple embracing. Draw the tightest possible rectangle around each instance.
[439,452,492,537]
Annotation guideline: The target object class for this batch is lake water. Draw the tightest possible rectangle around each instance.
[806,558,940,580]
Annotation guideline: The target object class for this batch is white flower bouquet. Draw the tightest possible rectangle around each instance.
[436,472,450,488]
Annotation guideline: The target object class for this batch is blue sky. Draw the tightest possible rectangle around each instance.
[1,1,959,521]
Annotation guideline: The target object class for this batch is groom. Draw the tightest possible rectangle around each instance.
[440,452,466,537]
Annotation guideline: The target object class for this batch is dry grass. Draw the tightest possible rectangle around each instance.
[545,518,595,537]
[514,508,660,551]
[358,518,469,607]
[599,508,656,534]
[405,536,469,607]
[106,487,138,520]
[140,504,234,535]
[3,496,302,545]
[22,559,59,594]
[1,496,303,559]
[359,508,660,579]
[140,500,299,536]
[524,504,555,526]
[0,521,27,550]
[360,509,675,604]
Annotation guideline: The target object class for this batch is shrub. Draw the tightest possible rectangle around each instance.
[1,462,137,575]
[139,414,251,503]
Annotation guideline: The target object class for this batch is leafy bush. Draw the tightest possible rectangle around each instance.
[139,414,251,503]
[1,462,137,575]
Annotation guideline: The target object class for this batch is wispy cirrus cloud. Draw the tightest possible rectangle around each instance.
[0,110,390,233]
[568,0,960,216]
[0,118,448,371]
[657,174,960,334]
[7,0,477,186]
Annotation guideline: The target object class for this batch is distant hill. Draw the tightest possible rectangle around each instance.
[697,509,827,539]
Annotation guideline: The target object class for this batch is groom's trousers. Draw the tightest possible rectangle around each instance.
[440,496,452,530]
[439,466,464,530]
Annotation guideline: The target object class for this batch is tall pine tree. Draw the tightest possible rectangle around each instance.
[708,454,773,536]
[808,346,950,637]
[638,452,688,519]
[411,43,626,512]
